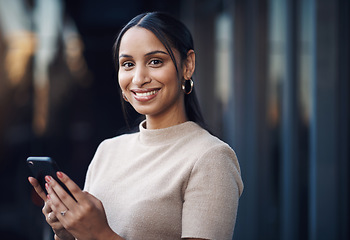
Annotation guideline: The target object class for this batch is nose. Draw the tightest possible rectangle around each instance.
[132,66,151,86]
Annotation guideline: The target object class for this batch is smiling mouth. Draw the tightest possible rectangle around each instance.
[134,89,159,97]
[131,89,160,102]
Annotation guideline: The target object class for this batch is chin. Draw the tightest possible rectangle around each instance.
[132,106,156,116]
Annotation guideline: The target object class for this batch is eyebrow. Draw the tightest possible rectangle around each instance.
[119,54,132,59]
[119,50,168,59]
[145,50,168,56]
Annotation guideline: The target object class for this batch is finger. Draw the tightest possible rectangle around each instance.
[46,211,66,232]
[48,212,58,222]
[42,201,52,215]
[56,172,85,204]
[46,184,71,223]
[43,202,58,224]
[28,177,47,201]
[45,175,77,210]
[45,181,69,212]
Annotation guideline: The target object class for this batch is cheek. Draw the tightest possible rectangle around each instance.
[154,68,180,87]
[118,71,129,91]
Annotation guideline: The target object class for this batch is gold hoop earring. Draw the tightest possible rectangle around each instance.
[182,78,194,95]
[122,92,129,102]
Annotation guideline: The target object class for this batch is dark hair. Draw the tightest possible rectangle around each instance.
[113,12,207,130]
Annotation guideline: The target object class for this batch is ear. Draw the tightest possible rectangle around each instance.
[182,50,195,80]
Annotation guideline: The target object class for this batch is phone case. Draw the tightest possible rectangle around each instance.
[27,156,75,200]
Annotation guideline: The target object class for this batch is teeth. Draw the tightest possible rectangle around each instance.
[135,90,158,97]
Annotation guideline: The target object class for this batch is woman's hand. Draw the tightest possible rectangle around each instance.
[28,177,74,240]
[44,171,122,240]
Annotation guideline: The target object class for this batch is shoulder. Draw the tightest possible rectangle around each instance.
[90,131,139,165]
[185,123,236,158]
[85,131,139,177]
[97,131,139,149]
[185,124,243,195]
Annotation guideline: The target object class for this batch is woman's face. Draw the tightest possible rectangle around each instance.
[118,27,186,126]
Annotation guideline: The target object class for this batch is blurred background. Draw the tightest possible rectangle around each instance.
[0,0,348,239]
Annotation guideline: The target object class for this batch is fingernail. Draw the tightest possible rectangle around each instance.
[57,171,63,179]
[45,176,52,183]
[47,194,50,200]
[45,183,49,190]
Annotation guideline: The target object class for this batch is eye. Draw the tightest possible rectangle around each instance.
[121,61,134,69]
[149,59,163,66]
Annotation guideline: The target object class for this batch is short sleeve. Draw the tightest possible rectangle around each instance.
[182,144,243,240]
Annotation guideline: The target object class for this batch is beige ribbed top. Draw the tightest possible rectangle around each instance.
[84,121,243,240]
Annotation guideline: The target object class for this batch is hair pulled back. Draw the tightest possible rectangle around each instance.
[113,12,206,129]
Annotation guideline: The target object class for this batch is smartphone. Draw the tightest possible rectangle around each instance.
[27,156,76,200]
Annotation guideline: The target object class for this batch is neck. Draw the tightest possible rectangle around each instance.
[145,110,187,130]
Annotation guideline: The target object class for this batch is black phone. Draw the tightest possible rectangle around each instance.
[27,156,75,200]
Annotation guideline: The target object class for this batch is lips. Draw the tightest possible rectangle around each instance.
[131,88,160,102]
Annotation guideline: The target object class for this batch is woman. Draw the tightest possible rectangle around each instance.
[28,12,243,240]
